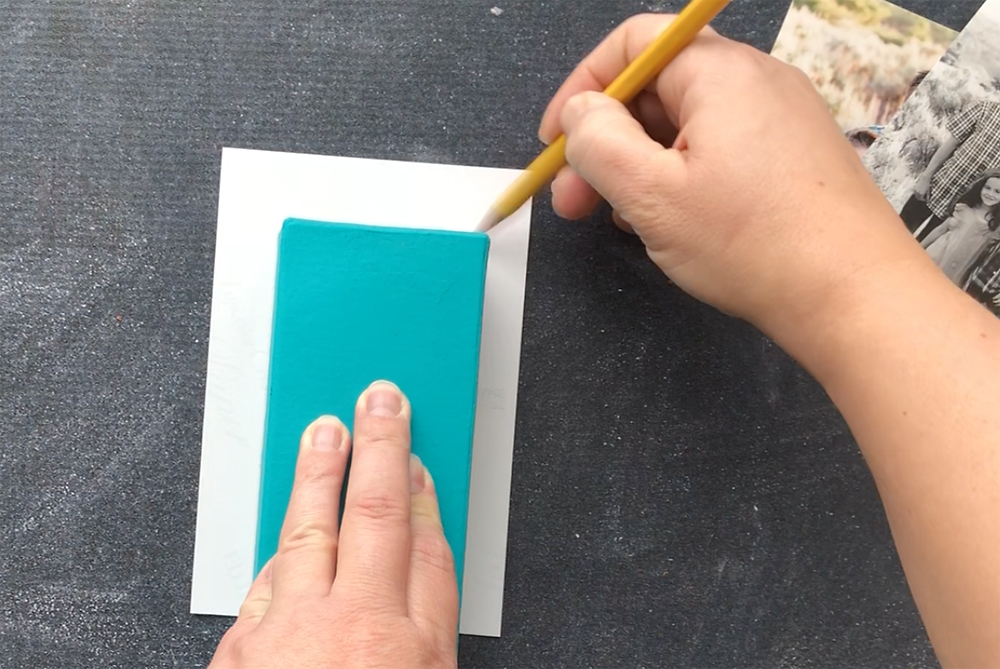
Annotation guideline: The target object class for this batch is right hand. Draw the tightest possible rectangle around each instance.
[538,15,924,338]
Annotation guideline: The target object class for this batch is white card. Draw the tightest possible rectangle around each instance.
[190,147,531,637]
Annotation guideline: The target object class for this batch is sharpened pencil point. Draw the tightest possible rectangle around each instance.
[476,208,501,233]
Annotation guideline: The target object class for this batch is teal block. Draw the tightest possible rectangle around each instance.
[255,218,489,603]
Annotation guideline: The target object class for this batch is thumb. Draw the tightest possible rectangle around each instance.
[560,91,683,226]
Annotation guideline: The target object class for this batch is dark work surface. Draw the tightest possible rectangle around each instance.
[0,1,980,667]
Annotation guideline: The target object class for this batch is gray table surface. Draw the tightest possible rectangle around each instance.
[0,1,981,667]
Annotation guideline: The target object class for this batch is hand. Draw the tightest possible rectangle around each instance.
[913,174,932,201]
[209,381,459,669]
[538,15,920,338]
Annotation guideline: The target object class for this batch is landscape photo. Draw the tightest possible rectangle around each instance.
[771,0,956,133]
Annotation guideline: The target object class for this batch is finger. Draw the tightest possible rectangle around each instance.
[406,456,459,649]
[337,381,412,608]
[236,557,275,624]
[653,36,783,132]
[213,557,276,659]
[539,14,676,144]
[539,15,719,144]
[560,91,683,225]
[271,416,350,600]
[635,91,677,147]
[612,210,637,235]
[551,165,602,220]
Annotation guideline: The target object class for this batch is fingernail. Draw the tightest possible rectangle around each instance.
[562,94,584,127]
[562,92,601,131]
[366,380,402,417]
[261,559,274,580]
[409,454,426,494]
[312,421,342,451]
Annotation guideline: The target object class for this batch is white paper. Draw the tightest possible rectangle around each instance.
[190,148,530,637]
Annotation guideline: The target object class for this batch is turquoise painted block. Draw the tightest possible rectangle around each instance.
[255,218,489,603]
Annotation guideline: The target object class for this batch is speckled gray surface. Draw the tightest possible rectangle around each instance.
[0,1,981,667]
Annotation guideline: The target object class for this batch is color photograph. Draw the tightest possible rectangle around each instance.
[771,0,955,135]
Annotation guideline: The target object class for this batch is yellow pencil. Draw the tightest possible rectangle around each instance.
[477,0,733,232]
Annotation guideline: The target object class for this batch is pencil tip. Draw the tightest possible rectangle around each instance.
[476,209,501,233]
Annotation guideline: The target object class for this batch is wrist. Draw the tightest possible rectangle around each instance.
[750,207,947,381]
[768,256,942,383]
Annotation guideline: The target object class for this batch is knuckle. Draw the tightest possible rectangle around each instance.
[223,632,259,664]
[616,160,675,218]
[236,597,267,621]
[411,532,456,577]
[350,491,409,525]
[418,643,459,669]
[298,454,346,485]
[208,630,237,667]
[623,12,674,34]
[716,44,767,79]
[786,60,819,91]
[687,38,758,76]
[338,625,426,668]
[617,184,668,223]
[342,590,402,622]
[356,416,409,453]
[232,634,270,662]
[359,425,407,450]
[278,519,337,556]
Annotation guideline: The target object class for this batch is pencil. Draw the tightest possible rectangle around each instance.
[477,0,733,232]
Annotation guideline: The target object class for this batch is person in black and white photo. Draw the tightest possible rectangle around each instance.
[899,98,1000,240]
[920,170,1000,284]
[964,238,1000,315]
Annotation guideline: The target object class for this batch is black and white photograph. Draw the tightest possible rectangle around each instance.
[864,0,1000,315]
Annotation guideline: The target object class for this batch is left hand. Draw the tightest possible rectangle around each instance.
[209,381,459,669]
